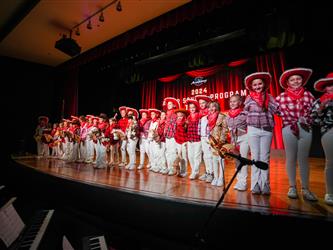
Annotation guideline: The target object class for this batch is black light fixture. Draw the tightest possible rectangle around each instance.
[99,12,104,22]
[116,1,122,12]
[87,19,92,29]
[70,0,122,37]
[75,27,80,36]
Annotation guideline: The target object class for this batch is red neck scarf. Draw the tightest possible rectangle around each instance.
[188,112,200,122]
[139,117,149,127]
[159,119,166,126]
[320,93,333,103]
[166,109,174,119]
[176,116,186,125]
[207,111,219,131]
[151,117,158,123]
[286,87,305,101]
[249,91,269,110]
[228,108,243,118]
[199,108,209,118]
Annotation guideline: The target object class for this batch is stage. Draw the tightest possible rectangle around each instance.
[11,151,333,221]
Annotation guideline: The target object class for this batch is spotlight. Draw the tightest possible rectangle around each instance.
[116,1,122,12]
[75,27,80,36]
[87,19,92,29]
[99,12,104,22]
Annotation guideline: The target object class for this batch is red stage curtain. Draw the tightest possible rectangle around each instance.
[256,50,286,149]
[158,74,182,83]
[185,64,223,78]
[140,80,157,109]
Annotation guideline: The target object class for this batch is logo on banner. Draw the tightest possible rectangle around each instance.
[191,77,207,86]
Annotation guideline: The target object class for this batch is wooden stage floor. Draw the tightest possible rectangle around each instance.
[13,150,333,221]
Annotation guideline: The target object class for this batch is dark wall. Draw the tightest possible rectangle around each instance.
[0,56,56,156]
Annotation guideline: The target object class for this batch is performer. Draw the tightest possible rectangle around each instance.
[85,116,98,163]
[104,117,121,166]
[78,116,88,162]
[67,116,80,163]
[147,109,161,172]
[95,113,109,169]
[226,94,250,191]
[244,72,278,195]
[185,99,202,180]
[311,73,333,205]
[174,108,189,177]
[34,116,49,157]
[138,109,152,169]
[163,97,180,175]
[125,109,139,170]
[156,111,168,174]
[208,101,229,186]
[195,95,213,183]
[118,106,128,167]
[50,123,59,158]
[60,119,71,161]
[276,68,317,201]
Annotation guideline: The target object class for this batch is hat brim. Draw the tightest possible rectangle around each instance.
[185,99,200,109]
[245,72,271,91]
[195,95,212,103]
[163,97,180,109]
[279,68,312,89]
[314,78,333,92]
[174,109,190,115]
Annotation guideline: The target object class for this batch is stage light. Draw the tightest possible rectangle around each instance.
[99,12,104,22]
[75,27,80,36]
[67,0,124,40]
[116,1,122,12]
[87,19,92,30]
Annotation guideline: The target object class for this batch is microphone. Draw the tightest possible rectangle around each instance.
[225,152,268,170]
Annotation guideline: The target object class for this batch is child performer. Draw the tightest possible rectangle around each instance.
[226,94,250,191]
[208,101,229,186]
[312,73,333,205]
[174,108,189,177]
[163,97,180,176]
[195,95,214,183]
[276,68,317,201]
[147,109,161,172]
[244,72,278,195]
[138,109,152,169]
[118,106,128,167]
[156,111,168,174]
[78,116,88,162]
[185,99,202,180]
[95,113,109,169]
[125,109,139,170]
[105,117,121,166]
[34,116,49,157]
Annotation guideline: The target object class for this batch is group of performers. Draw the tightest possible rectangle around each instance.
[34,68,333,206]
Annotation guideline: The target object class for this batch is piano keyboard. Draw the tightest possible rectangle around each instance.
[83,235,108,250]
[13,209,54,250]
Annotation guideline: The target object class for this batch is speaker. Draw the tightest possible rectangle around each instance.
[55,36,81,57]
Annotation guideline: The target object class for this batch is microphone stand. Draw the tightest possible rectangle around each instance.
[196,152,267,245]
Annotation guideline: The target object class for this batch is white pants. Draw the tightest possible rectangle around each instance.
[139,138,150,166]
[95,142,107,168]
[212,155,225,181]
[235,134,250,187]
[127,139,138,167]
[322,128,333,194]
[151,141,167,171]
[120,139,128,164]
[85,139,94,162]
[247,126,273,191]
[79,140,87,162]
[176,142,188,175]
[201,137,213,174]
[67,142,79,162]
[282,125,312,188]
[61,139,70,161]
[37,141,43,156]
[187,141,202,176]
[165,138,177,171]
